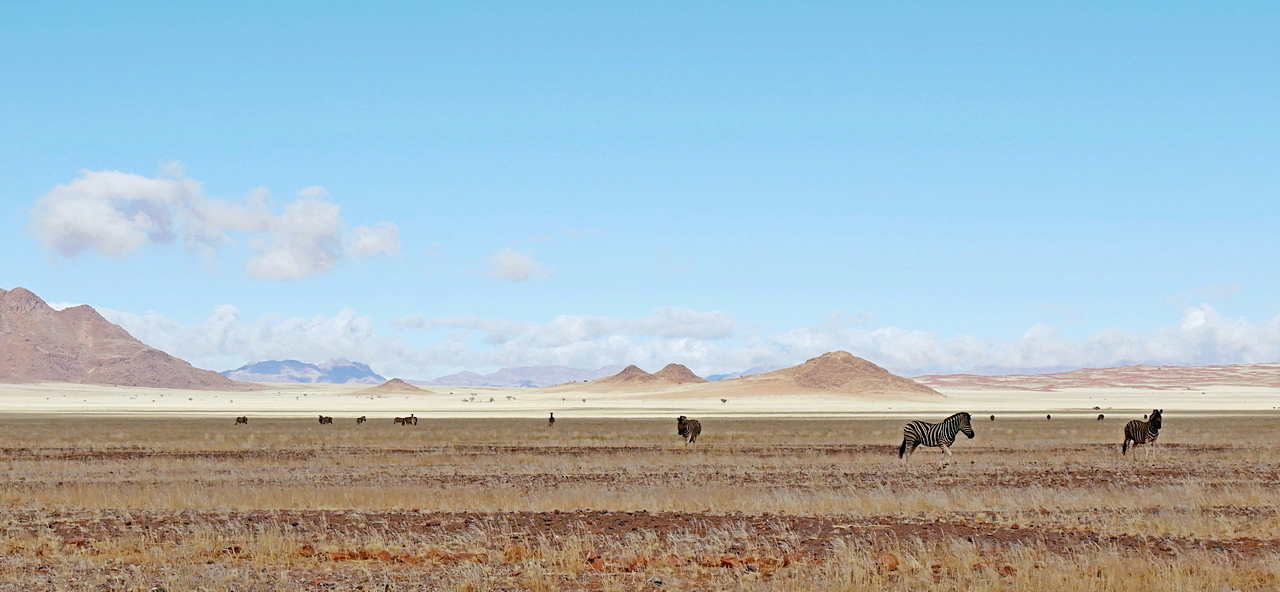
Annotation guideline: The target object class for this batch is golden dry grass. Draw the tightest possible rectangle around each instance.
[0,412,1275,590]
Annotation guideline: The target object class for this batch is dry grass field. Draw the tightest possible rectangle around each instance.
[0,413,1277,590]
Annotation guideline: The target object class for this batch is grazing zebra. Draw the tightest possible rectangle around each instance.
[318,415,333,424]
[677,415,702,445]
[1097,414,1105,421]
[548,413,555,427]
[1123,409,1163,456]
[234,416,248,425]
[356,416,366,424]
[898,412,975,462]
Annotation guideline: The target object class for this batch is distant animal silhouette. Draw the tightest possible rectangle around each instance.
[318,415,333,424]
[677,416,702,445]
[356,416,367,424]
[1097,414,1105,421]
[899,412,975,462]
[234,416,248,425]
[548,413,555,427]
[721,399,727,404]
[989,415,995,421]
[1046,414,1052,420]
[394,417,408,425]
[1123,409,1163,456]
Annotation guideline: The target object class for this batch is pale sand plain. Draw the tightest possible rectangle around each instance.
[0,380,1275,418]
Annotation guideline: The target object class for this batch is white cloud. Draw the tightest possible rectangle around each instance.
[348,222,401,259]
[29,163,401,280]
[98,305,430,377]
[1174,282,1245,306]
[768,304,1280,374]
[97,302,1280,381]
[483,248,551,282]
[391,306,737,345]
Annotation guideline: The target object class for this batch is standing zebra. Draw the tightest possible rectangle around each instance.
[1123,409,1162,456]
[898,412,975,462]
[677,415,702,445]
[548,413,555,427]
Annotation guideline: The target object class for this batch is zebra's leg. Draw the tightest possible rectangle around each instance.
[940,444,952,464]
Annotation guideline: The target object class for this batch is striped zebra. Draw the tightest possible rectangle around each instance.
[234,416,248,425]
[677,415,702,445]
[898,412,975,462]
[1122,409,1162,456]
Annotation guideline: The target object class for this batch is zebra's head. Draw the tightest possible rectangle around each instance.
[1149,409,1162,430]
[958,412,975,439]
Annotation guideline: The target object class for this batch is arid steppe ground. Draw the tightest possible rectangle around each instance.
[0,414,1278,590]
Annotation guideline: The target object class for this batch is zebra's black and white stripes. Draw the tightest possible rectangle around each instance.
[898,412,975,461]
[677,415,702,445]
[1123,409,1162,456]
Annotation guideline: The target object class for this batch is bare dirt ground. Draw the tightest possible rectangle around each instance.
[0,414,1278,590]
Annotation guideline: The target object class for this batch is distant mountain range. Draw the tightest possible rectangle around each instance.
[419,365,625,388]
[706,365,783,381]
[542,351,944,398]
[214,359,797,388]
[220,359,385,384]
[915,363,1280,390]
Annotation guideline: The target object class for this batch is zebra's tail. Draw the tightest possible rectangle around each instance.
[898,438,908,459]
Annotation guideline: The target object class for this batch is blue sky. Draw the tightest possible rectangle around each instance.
[2,2,1279,378]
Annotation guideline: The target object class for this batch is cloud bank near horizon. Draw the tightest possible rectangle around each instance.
[96,302,1280,380]
[29,163,400,280]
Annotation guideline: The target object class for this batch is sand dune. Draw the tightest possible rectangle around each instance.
[543,351,941,399]
[731,351,942,396]
[916,363,1280,391]
[653,363,707,383]
[357,378,437,395]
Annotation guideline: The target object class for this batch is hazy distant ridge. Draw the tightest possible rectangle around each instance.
[221,359,385,384]
[421,365,625,388]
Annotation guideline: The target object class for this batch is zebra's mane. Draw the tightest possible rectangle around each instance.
[945,412,970,421]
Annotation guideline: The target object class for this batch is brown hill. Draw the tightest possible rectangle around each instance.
[358,378,436,395]
[0,287,250,390]
[734,351,943,397]
[653,363,707,383]
[543,351,940,399]
[595,365,659,384]
[915,363,1280,391]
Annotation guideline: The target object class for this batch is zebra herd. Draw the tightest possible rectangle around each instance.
[235,408,1166,457]
[898,409,1165,461]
